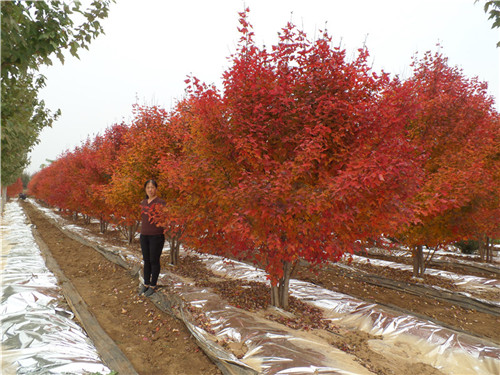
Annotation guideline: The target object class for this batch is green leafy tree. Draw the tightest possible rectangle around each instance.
[1,73,59,186]
[1,0,113,210]
[21,171,32,189]
[1,0,112,77]
[477,0,500,46]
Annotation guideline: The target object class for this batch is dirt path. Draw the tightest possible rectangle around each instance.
[22,202,221,375]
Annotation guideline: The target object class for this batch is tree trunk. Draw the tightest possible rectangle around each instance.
[120,222,139,244]
[478,234,492,263]
[270,260,294,309]
[486,236,493,263]
[1,185,7,213]
[169,235,180,266]
[412,245,425,277]
[99,218,108,233]
[127,223,138,244]
[479,235,486,261]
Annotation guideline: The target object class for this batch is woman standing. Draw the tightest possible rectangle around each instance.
[139,179,166,296]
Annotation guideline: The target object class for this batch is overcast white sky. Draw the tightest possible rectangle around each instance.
[27,0,500,174]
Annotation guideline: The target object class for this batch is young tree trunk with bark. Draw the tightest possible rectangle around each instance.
[169,234,181,266]
[270,260,294,309]
[478,234,493,263]
[479,235,486,261]
[99,218,108,233]
[1,185,7,213]
[120,222,139,244]
[486,236,493,263]
[412,245,425,277]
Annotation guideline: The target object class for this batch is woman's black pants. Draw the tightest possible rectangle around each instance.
[140,234,165,287]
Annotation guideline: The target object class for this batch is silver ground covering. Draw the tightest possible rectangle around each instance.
[1,200,110,375]
[196,252,500,375]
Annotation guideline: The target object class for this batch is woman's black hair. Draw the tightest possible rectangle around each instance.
[144,179,158,199]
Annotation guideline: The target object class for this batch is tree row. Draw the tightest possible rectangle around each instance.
[28,12,499,308]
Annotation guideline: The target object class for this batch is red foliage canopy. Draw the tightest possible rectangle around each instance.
[26,11,499,299]
[6,177,23,198]
[163,11,421,285]
[397,52,500,246]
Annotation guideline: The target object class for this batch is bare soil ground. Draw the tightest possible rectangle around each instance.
[21,200,500,375]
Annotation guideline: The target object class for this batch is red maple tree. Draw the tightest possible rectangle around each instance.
[396,51,500,272]
[104,106,173,243]
[168,10,420,308]
[6,177,23,198]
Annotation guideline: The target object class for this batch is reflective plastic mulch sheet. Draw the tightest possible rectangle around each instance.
[346,254,500,299]
[1,200,110,375]
[197,252,500,375]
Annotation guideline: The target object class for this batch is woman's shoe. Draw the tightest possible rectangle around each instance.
[139,285,149,295]
[144,287,155,297]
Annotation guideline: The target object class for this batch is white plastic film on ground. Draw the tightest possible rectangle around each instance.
[367,246,500,272]
[345,254,500,293]
[196,252,500,375]
[1,200,110,375]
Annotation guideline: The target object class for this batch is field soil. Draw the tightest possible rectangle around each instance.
[21,200,499,375]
